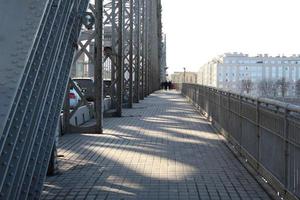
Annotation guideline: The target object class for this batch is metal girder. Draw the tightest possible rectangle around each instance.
[0,0,90,199]
[122,0,133,108]
[103,0,162,106]
[139,0,145,100]
[133,0,141,103]
[63,1,103,134]
[103,0,123,117]
[94,0,104,133]
[144,0,150,96]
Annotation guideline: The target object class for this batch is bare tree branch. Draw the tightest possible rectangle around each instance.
[276,77,290,98]
[257,79,277,97]
[240,79,253,94]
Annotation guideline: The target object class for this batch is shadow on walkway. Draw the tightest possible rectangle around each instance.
[42,91,271,200]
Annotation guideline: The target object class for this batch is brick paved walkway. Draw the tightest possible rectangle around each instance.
[42,91,271,200]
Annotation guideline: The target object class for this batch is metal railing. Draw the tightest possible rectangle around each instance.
[182,83,300,200]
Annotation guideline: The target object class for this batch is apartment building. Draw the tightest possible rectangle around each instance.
[171,72,197,84]
[198,53,300,96]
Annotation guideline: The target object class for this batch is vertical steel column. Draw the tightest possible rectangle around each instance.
[94,0,103,133]
[110,1,117,106]
[103,0,123,116]
[116,0,123,116]
[122,0,133,108]
[139,0,145,100]
[128,0,134,108]
[144,0,149,96]
[147,0,153,94]
[133,0,140,103]
[157,0,163,91]
[157,0,163,90]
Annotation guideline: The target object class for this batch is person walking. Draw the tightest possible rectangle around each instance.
[168,81,172,90]
[164,81,168,90]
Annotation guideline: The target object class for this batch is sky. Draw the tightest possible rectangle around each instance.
[161,0,300,75]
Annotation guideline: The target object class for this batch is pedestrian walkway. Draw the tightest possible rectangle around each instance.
[42,91,271,200]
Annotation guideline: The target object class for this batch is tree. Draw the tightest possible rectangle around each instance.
[258,79,269,97]
[270,80,279,97]
[276,77,290,98]
[241,79,253,94]
[257,79,277,97]
[295,79,300,97]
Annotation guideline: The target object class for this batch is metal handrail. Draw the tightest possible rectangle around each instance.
[182,83,300,200]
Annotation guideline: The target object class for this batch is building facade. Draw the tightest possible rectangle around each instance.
[171,72,197,84]
[198,53,300,97]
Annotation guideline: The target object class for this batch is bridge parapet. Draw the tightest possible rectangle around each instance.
[182,83,300,200]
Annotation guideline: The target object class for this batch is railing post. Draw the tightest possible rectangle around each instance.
[283,107,289,191]
[218,90,221,126]
[227,92,230,132]
[256,100,261,170]
[238,95,243,152]
[208,87,211,120]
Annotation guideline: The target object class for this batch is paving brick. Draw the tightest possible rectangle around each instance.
[42,91,271,200]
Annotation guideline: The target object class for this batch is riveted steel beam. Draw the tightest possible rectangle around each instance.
[0,0,90,199]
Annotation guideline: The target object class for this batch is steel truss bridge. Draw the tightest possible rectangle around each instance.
[0,0,163,199]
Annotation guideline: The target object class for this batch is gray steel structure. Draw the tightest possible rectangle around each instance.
[182,83,300,200]
[102,0,161,112]
[63,2,103,134]
[0,0,162,199]
[62,0,164,129]
[0,0,90,198]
